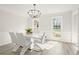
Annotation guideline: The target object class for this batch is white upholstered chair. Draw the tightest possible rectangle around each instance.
[34,32,55,54]
[32,32,47,51]
[16,33,31,55]
[34,32,47,43]
[9,32,20,52]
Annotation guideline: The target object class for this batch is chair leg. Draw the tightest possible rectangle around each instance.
[30,42,34,52]
[20,47,28,55]
[12,44,20,52]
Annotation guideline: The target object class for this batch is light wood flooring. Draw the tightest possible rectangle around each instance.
[0,41,78,55]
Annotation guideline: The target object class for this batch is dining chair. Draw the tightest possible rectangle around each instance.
[16,33,31,55]
[33,32,47,51]
[34,32,57,54]
[35,41,57,55]
[9,32,20,52]
[34,32,47,43]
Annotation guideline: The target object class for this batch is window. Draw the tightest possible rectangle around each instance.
[52,16,62,39]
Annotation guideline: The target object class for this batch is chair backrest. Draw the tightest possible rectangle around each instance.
[16,33,31,45]
[9,32,19,44]
[16,33,26,43]
[41,32,46,44]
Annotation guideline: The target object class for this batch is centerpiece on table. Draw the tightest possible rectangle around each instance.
[25,27,32,34]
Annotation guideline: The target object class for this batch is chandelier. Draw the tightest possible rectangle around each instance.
[27,4,41,18]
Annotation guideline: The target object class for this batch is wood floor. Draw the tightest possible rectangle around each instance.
[0,41,78,55]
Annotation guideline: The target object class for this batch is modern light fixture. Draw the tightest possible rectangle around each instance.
[27,4,41,18]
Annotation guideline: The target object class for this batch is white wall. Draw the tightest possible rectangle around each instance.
[0,32,11,46]
[39,14,52,38]
[61,11,72,42]
[0,9,27,46]
[71,8,79,46]
[72,9,79,44]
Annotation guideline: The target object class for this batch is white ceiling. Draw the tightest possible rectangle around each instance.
[0,4,79,17]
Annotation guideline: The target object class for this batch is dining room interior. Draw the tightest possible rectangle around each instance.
[0,4,79,55]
